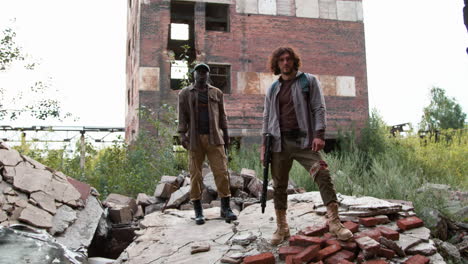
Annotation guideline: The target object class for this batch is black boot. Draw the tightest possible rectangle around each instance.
[193,200,205,225]
[220,197,237,222]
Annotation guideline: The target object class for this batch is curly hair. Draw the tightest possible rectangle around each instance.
[268,47,302,75]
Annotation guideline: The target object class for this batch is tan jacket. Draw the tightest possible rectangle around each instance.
[177,84,228,150]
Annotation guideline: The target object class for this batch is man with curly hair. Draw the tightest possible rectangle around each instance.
[262,47,353,245]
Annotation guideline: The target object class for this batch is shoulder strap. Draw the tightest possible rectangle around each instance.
[268,79,280,98]
[298,73,310,93]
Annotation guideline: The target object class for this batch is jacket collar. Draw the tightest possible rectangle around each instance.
[189,83,214,91]
[277,71,303,82]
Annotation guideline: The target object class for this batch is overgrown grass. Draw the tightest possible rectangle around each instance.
[229,112,466,222]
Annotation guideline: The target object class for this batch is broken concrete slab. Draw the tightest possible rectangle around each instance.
[136,193,156,206]
[13,166,53,193]
[56,195,104,250]
[0,149,23,166]
[247,177,263,198]
[21,155,47,170]
[50,204,77,235]
[153,182,176,199]
[403,226,431,242]
[31,191,57,214]
[406,240,437,256]
[103,193,138,214]
[397,233,424,253]
[166,186,190,208]
[46,178,81,207]
[160,175,178,184]
[1,166,16,183]
[203,172,218,195]
[109,206,133,224]
[229,175,244,190]
[18,204,53,229]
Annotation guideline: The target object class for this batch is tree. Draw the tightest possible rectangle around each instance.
[0,24,70,121]
[420,87,466,131]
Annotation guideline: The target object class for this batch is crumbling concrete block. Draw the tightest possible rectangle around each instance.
[18,204,53,229]
[103,193,138,214]
[166,186,190,208]
[109,206,133,224]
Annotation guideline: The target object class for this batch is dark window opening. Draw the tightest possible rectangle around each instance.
[206,3,229,32]
[169,1,196,90]
[208,64,230,93]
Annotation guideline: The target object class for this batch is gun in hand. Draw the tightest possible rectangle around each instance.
[261,133,273,214]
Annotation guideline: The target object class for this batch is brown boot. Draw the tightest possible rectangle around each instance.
[271,209,290,246]
[326,202,353,241]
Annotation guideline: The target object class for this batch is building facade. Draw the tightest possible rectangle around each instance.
[125,0,369,145]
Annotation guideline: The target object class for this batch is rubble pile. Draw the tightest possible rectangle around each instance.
[115,193,458,264]
[0,141,104,255]
[139,166,303,215]
[0,139,466,264]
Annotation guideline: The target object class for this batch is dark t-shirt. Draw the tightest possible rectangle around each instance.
[198,90,210,134]
[278,78,299,132]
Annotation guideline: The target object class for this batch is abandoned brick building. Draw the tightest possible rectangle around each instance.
[125,0,369,146]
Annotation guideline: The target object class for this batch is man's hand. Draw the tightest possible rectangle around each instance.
[180,133,189,149]
[312,138,325,152]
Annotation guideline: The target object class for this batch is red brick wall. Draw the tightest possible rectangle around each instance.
[126,0,368,141]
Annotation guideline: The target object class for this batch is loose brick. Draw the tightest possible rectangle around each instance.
[317,244,342,260]
[362,260,388,264]
[337,260,353,264]
[359,216,390,227]
[285,255,294,264]
[293,245,320,264]
[404,254,430,264]
[355,236,380,255]
[278,246,304,260]
[339,241,358,252]
[289,235,325,247]
[243,252,275,264]
[377,226,399,241]
[325,239,340,247]
[343,221,359,233]
[354,229,382,241]
[323,250,355,264]
[397,217,424,231]
[321,233,334,240]
[378,247,395,259]
[310,262,324,264]
[301,225,329,237]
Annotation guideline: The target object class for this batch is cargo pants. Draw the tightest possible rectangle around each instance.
[271,136,338,210]
[189,134,231,200]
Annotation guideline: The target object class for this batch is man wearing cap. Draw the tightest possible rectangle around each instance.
[177,63,237,225]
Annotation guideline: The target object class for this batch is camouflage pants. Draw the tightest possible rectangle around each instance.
[271,136,338,210]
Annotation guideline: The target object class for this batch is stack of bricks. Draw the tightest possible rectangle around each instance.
[242,216,432,264]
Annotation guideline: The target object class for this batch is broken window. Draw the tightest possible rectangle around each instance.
[170,23,189,40]
[170,60,189,90]
[208,64,230,93]
[206,3,229,32]
[169,1,196,90]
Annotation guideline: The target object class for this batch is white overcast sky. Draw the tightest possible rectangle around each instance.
[1,0,467,130]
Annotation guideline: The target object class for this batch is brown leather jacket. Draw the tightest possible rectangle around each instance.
[177,84,228,150]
